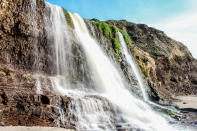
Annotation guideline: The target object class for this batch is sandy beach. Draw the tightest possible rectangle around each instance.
[173,96,197,110]
[0,126,75,131]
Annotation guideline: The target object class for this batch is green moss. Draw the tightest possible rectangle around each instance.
[92,21,112,38]
[120,30,131,48]
[111,25,121,54]
[165,110,176,116]
[92,21,121,54]
[113,37,121,54]
[111,25,119,35]
[62,8,75,29]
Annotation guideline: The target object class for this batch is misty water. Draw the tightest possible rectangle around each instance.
[31,1,192,131]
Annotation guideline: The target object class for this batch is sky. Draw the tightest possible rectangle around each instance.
[46,0,197,58]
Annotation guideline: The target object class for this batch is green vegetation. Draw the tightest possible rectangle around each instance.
[113,37,121,54]
[111,25,119,35]
[120,30,131,48]
[92,21,121,54]
[93,21,112,38]
[165,110,176,116]
[62,8,75,29]
[111,25,120,54]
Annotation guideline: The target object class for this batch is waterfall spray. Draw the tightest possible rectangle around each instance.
[70,13,178,131]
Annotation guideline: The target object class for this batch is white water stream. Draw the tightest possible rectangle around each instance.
[70,13,177,131]
[118,32,148,101]
[30,1,190,130]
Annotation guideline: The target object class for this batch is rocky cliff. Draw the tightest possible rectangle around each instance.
[104,20,197,102]
[0,0,70,128]
[0,0,197,129]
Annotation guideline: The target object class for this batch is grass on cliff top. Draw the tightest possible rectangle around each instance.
[62,8,75,29]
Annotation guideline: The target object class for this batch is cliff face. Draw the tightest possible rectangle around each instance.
[0,0,69,128]
[106,20,197,102]
[0,0,58,74]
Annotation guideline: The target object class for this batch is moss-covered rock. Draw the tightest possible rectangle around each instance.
[92,21,121,55]
[113,37,121,54]
[62,8,75,29]
[120,30,131,48]
[92,21,112,38]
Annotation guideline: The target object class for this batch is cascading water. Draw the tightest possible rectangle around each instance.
[44,2,71,89]
[117,32,177,111]
[70,13,178,131]
[118,32,148,101]
[43,3,119,130]
[29,1,188,130]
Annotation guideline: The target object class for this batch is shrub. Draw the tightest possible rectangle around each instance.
[62,8,75,29]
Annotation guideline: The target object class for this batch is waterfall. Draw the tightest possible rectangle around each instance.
[44,2,72,91]
[28,1,187,130]
[43,3,119,130]
[117,32,177,111]
[70,13,177,131]
[118,32,148,100]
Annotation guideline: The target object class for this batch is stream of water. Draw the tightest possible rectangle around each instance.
[31,1,191,131]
